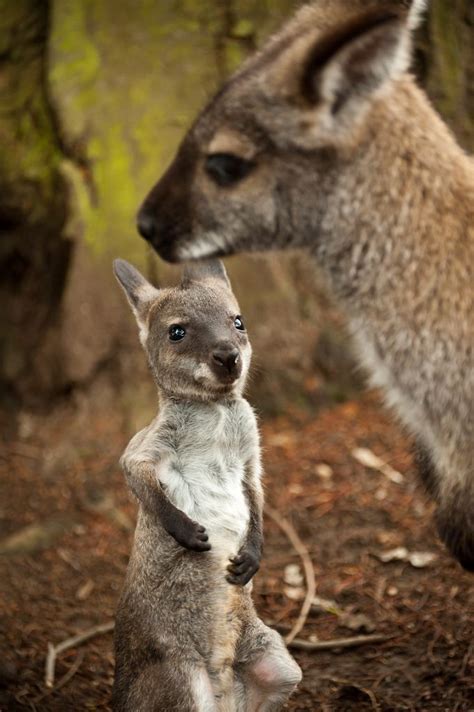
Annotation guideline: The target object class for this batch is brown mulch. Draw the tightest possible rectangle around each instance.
[0,392,472,711]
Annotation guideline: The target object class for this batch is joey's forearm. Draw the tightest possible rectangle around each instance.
[244,462,264,554]
[122,460,167,518]
[227,466,263,586]
[244,510,263,557]
[122,460,210,552]
[226,512,262,586]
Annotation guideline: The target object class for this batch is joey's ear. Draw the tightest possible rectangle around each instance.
[181,259,230,288]
[113,258,159,326]
[265,6,413,132]
[406,0,428,30]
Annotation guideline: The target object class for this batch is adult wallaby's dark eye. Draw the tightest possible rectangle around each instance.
[169,325,186,341]
[234,316,245,331]
[205,153,255,187]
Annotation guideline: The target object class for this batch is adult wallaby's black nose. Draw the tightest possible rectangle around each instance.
[137,209,156,242]
[213,348,240,375]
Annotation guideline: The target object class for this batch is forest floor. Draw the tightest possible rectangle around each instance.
[0,390,473,711]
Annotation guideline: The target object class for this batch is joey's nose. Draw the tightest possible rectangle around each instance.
[213,348,240,375]
[137,209,157,243]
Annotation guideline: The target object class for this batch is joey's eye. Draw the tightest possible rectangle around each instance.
[205,153,255,187]
[234,315,245,331]
[169,325,186,342]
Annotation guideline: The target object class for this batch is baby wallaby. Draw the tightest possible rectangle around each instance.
[112,258,301,712]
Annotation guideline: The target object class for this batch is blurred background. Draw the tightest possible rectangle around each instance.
[1,0,473,419]
[1,2,473,710]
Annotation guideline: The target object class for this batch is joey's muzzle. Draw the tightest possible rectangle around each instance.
[211,346,242,382]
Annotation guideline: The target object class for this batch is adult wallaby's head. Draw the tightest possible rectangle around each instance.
[137,0,426,262]
[113,259,251,401]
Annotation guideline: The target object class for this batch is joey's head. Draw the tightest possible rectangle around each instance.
[137,0,426,262]
[113,258,251,402]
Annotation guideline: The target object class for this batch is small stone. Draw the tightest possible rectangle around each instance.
[284,563,304,587]
[288,483,303,495]
[284,586,304,601]
[76,579,95,601]
[408,552,437,568]
[315,463,333,480]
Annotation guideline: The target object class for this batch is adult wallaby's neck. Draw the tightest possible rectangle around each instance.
[314,78,473,307]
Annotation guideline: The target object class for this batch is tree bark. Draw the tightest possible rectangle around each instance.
[0,0,71,406]
[419,0,474,151]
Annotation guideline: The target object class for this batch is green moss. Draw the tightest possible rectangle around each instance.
[50,0,100,86]
[46,0,296,263]
[0,0,32,33]
[0,0,63,208]
[85,125,135,253]
[231,18,255,39]
[430,0,463,112]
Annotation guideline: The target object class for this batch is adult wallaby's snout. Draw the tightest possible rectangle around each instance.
[137,138,198,262]
[212,343,241,380]
[136,208,156,245]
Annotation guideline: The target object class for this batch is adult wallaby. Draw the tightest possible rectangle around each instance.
[112,258,301,711]
[136,0,474,571]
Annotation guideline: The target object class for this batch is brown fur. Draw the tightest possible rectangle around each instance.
[137,0,474,570]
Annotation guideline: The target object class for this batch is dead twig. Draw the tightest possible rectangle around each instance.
[264,504,316,645]
[50,649,85,692]
[1,443,42,461]
[287,633,394,652]
[45,621,114,688]
[321,675,381,711]
[460,641,473,678]
[34,649,85,704]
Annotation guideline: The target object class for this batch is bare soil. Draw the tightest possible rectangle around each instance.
[0,392,472,711]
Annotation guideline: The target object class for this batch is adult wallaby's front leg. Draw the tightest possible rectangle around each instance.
[413,440,474,570]
[121,425,211,552]
[227,455,263,586]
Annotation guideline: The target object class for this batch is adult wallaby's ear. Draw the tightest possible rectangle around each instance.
[181,259,230,288]
[113,259,159,333]
[264,5,414,134]
[406,0,428,30]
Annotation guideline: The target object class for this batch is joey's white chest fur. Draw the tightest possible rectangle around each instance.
[157,400,256,554]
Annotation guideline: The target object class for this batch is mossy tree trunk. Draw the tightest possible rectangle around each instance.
[419,0,474,151]
[0,0,71,406]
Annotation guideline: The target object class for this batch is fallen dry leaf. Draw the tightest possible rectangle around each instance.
[376,547,437,568]
[352,447,404,484]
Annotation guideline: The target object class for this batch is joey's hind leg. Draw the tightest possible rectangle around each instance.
[113,660,217,712]
[235,623,302,711]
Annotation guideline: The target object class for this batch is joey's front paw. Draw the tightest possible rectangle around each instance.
[226,549,260,586]
[167,518,211,553]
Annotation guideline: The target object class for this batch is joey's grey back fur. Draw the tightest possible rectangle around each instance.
[137,0,474,571]
[112,259,301,711]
